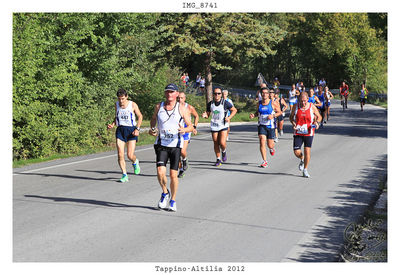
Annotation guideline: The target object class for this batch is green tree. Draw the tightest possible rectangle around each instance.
[152,13,286,103]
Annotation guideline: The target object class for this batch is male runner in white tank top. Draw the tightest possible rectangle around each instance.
[107,88,143,183]
[149,83,193,212]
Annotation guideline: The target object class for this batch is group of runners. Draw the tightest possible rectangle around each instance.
[107,80,367,212]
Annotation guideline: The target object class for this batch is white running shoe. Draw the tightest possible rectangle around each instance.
[274,137,279,143]
[168,200,177,212]
[279,130,283,136]
[303,169,310,178]
[158,190,170,209]
[298,160,304,171]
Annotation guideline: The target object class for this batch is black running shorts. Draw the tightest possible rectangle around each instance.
[293,135,314,150]
[154,145,181,170]
[258,125,276,140]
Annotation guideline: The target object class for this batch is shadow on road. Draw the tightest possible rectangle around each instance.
[14,169,157,181]
[189,160,302,178]
[286,154,387,262]
[24,195,159,211]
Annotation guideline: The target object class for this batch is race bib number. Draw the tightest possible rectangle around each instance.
[295,124,309,135]
[161,130,175,142]
[259,114,270,125]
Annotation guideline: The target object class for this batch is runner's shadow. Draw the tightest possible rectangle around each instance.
[24,195,159,211]
[75,169,157,177]
[189,160,253,167]
[15,172,116,182]
[193,165,301,178]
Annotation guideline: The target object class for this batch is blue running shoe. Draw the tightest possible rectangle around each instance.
[168,200,177,212]
[158,190,170,209]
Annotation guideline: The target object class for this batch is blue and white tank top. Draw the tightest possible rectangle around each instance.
[308,96,316,104]
[258,100,275,128]
[116,101,136,127]
[156,102,184,148]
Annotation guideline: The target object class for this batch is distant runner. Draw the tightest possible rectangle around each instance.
[107,88,143,183]
[202,88,237,167]
[149,83,193,212]
[324,86,334,121]
[290,91,322,178]
[339,81,350,109]
[177,91,199,178]
[275,90,288,136]
[316,87,326,127]
[360,83,368,111]
[268,89,280,143]
[288,84,299,112]
[308,88,322,108]
[250,87,282,168]
[256,83,267,102]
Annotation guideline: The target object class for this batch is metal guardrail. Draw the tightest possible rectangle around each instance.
[184,81,386,101]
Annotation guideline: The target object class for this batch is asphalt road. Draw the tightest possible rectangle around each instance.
[13,100,387,262]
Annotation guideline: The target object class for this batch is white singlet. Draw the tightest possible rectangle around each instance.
[116,101,136,127]
[210,99,227,132]
[156,102,184,148]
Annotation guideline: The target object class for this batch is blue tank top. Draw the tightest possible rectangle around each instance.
[258,100,275,128]
[308,97,316,104]
[317,94,325,108]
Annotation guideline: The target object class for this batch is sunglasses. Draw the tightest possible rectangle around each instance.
[213,93,222,95]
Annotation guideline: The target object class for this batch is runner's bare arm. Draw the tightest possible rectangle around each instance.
[225,106,237,123]
[281,98,288,112]
[312,104,322,123]
[189,105,199,135]
[149,103,161,136]
[272,101,282,118]
[107,103,117,129]
[179,104,194,134]
[132,102,143,135]
[289,106,296,128]
[250,102,260,119]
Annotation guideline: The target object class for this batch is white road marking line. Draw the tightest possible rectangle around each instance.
[13,147,154,175]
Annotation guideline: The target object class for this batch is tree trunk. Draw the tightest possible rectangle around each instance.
[205,51,213,104]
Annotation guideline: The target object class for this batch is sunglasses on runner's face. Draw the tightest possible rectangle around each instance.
[214,93,222,95]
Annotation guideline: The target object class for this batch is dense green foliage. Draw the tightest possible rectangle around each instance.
[152,13,286,103]
[13,12,387,161]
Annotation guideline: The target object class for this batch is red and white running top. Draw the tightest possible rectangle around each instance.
[293,102,315,137]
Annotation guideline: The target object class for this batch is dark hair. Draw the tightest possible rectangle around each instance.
[260,87,269,92]
[117,88,128,97]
